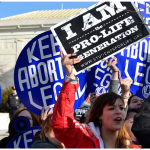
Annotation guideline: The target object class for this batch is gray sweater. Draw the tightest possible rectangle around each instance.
[108,80,119,93]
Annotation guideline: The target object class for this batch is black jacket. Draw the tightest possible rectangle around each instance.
[6,94,24,110]
[30,139,57,148]
[132,95,150,148]
[0,135,16,148]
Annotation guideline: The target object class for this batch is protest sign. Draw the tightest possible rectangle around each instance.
[14,2,150,116]
[88,0,150,100]
[6,126,41,148]
[114,2,150,99]
[115,38,150,99]
[14,30,96,115]
[51,2,150,74]
[137,2,150,18]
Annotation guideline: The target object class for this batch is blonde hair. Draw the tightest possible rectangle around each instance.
[40,114,65,148]
[116,122,131,148]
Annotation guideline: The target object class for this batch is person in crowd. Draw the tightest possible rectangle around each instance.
[6,86,24,120]
[0,107,39,148]
[79,57,119,127]
[127,95,144,110]
[33,106,53,142]
[106,57,144,111]
[131,95,150,148]
[125,109,141,147]
[51,48,139,148]
[106,57,142,147]
[30,108,65,148]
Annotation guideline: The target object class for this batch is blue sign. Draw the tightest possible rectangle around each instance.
[134,2,150,26]
[6,126,41,148]
[14,30,95,115]
[115,38,150,100]
[137,2,150,17]
[14,3,150,116]
[80,2,150,100]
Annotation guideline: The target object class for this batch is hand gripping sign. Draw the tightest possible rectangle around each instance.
[6,126,41,148]
[14,30,96,115]
[51,1,150,74]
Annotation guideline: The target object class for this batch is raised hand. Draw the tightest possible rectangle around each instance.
[105,57,119,72]
[119,71,133,97]
[41,106,53,121]
[59,48,80,79]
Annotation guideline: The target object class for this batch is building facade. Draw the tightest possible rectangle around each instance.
[0,9,84,89]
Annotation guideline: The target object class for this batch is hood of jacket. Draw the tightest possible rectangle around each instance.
[85,122,105,148]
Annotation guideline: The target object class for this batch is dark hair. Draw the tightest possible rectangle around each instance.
[86,92,124,126]
[125,109,138,121]
[9,107,39,136]
[86,92,130,148]
[34,114,43,126]
[127,108,138,114]
[40,114,64,148]
[128,94,136,105]
[80,114,86,123]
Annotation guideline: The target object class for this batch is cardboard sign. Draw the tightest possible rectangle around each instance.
[51,2,150,74]
[14,30,97,115]
[6,126,41,148]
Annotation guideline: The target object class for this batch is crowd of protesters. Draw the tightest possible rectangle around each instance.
[0,48,149,148]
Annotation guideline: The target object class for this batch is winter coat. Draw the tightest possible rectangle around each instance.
[0,134,16,148]
[6,94,24,110]
[132,95,150,148]
[51,80,140,148]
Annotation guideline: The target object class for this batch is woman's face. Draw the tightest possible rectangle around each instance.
[18,110,33,127]
[99,98,125,132]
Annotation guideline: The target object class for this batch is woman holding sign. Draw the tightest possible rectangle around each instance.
[51,49,139,148]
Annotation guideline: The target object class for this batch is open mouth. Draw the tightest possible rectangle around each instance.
[114,117,122,123]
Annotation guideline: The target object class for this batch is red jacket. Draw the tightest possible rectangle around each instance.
[51,80,140,148]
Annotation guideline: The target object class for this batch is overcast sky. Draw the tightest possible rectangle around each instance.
[0,1,98,19]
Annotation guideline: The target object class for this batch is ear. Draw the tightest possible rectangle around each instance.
[98,114,103,120]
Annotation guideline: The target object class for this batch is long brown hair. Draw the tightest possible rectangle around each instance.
[40,114,65,148]
[34,114,43,126]
[86,92,130,148]
[9,107,39,136]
